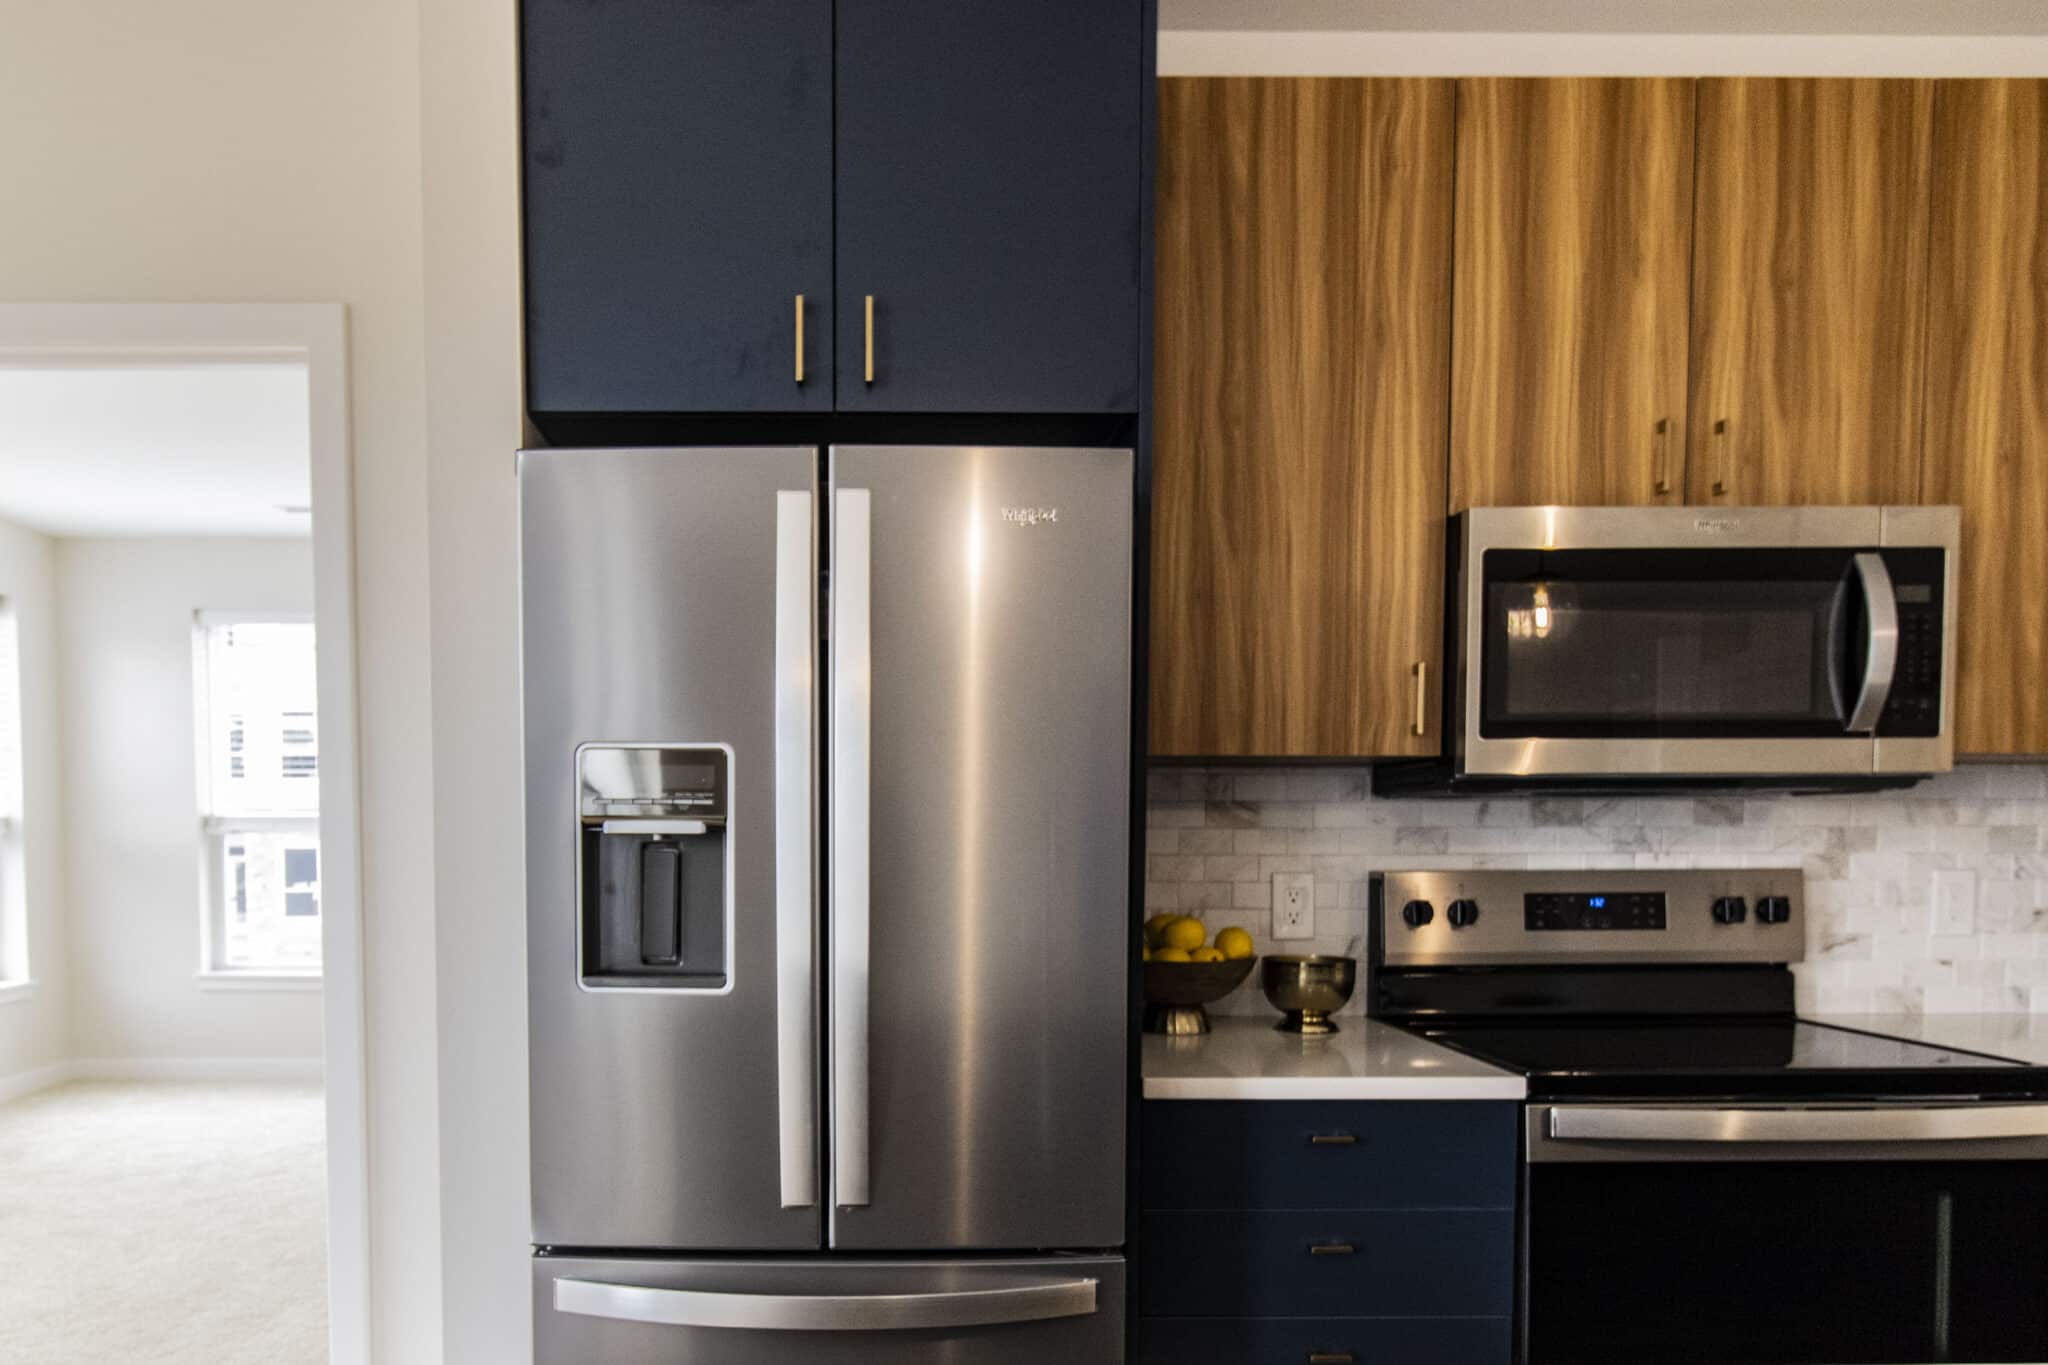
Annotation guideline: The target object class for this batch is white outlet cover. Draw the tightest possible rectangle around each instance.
[1273,872,1314,940]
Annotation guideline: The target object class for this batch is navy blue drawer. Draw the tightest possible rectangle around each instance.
[1141,1210,1514,1319]
[1140,1315,1512,1365]
[1141,1101,1517,1211]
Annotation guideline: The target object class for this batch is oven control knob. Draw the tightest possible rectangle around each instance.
[1712,896,1749,925]
[1757,896,1792,925]
[1401,899,1435,928]
[1447,899,1480,929]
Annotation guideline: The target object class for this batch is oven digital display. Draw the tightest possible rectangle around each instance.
[1525,891,1666,931]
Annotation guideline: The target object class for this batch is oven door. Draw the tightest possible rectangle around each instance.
[1524,1102,2048,1365]
[1454,506,1954,778]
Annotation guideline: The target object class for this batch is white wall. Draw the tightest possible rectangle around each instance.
[417,1,530,1360]
[0,513,67,1089]
[0,3,443,1358]
[55,539,321,1061]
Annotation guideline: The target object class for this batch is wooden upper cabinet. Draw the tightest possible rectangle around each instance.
[1923,80,2048,756]
[1449,79,1695,510]
[1151,78,1454,758]
[1689,79,1935,504]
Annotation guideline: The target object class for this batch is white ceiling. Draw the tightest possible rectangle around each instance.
[0,361,311,538]
[1160,0,2048,33]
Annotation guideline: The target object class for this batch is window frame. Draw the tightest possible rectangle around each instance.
[192,609,323,984]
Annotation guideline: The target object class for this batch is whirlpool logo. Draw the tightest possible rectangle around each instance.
[1693,517,1741,534]
[1001,506,1060,527]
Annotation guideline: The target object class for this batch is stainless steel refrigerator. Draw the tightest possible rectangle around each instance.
[519,444,1132,1363]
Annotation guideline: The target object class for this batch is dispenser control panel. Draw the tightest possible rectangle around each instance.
[579,745,728,823]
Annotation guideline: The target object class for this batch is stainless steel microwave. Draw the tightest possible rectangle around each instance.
[1435,505,1959,787]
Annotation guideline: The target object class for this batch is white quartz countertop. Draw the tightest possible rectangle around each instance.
[1141,1016,1527,1101]
[1811,1014,2048,1067]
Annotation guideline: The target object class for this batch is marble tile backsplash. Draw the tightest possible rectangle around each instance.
[1145,764,2048,1019]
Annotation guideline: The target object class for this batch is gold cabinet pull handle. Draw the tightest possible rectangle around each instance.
[1711,418,1730,495]
[1308,1354,1356,1365]
[794,294,805,385]
[1410,660,1428,737]
[1309,1133,1357,1146]
[1308,1242,1357,1257]
[1652,416,1672,494]
[864,294,875,385]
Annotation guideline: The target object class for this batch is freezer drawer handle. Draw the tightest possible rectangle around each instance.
[1549,1103,2048,1144]
[552,1275,1098,1332]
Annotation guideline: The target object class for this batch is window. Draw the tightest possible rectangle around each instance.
[194,614,320,975]
[0,598,26,986]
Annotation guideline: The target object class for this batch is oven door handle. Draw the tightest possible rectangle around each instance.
[1548,1103,2048,1145]
[1844,551,1899,734]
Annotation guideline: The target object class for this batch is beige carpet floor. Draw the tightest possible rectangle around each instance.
[0,1080,327,1364]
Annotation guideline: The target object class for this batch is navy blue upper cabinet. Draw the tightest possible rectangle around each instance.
[522,0,834,414]
[833,1,1144,413]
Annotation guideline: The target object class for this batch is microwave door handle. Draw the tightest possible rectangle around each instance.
[1845,552,1899,734]
[773,490,817,1210]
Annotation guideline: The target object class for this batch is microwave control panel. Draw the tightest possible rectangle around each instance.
[1875,550,1945,738]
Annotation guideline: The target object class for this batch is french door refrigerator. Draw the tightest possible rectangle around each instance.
[520,444,1133,1363]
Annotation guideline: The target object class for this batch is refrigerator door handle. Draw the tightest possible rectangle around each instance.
[553,1275,1099,1331]
[830,487,873,1209]
[774,490,818,1210]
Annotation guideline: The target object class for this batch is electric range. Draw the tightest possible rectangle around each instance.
[1368,868,2048,1365]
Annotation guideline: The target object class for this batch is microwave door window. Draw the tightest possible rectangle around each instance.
[1480,551,1856,739]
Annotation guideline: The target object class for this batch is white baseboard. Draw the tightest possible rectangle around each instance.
[69,1056,325,1083]
[0,1060,73,1105]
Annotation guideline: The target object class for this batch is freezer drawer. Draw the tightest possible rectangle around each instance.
[534,1255,1125,1364]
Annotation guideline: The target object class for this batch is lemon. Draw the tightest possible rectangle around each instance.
[1190,945,1226,963]
[1141,945,1153,962]
[1161,916,1207,953]
[1153,946,1193,963]
[1143,913,1178,948]
[1215,927,1254,960]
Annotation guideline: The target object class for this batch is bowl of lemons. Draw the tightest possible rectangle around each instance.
[1140,915,1257,1036]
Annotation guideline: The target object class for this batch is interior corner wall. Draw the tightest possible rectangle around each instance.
[0,512,68,1087]
[54,538,322,1062]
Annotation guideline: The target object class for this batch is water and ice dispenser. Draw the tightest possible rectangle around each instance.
[576,744,731,990]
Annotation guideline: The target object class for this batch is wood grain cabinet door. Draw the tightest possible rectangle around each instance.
[1923,80,2048,756]
[1449,79,1696,510]
[1689,79,1935,505]
[1150,78,1454,758]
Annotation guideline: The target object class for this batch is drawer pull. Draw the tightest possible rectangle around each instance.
[1308,1133,1357,1146]
[1308,1354,1356,1365]
[1308,1242,1356,1256]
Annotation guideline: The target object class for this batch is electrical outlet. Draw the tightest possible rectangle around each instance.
[1272,872,1314,940]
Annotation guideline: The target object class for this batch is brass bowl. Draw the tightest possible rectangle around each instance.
[1260,955,1357,1034]
[1141,957,1257,1036]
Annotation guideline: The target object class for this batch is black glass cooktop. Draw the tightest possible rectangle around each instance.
[1407,1018,2048,1101]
